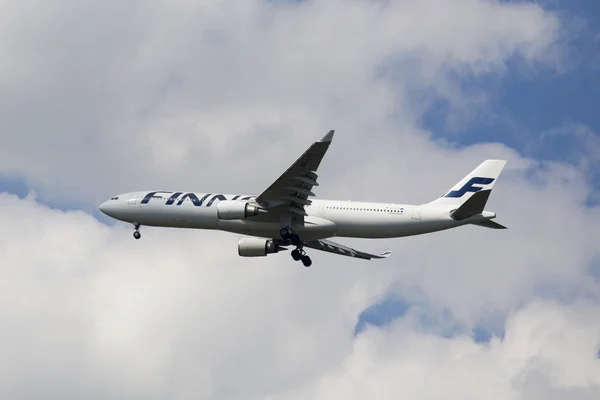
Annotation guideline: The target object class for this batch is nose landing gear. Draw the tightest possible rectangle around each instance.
[133,222,141,239]
[281,227,312,267]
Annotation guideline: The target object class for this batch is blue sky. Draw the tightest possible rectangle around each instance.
[360,0,600,338]
[3,1,600,396]
[1,0,599,350]
[1,3,597,180]
[422,1,600,203]
[5,2,598,208]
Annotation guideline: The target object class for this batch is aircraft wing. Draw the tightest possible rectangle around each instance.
[255,130,335,222]
[303,239,392,260]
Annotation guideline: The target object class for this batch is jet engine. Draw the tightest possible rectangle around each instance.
[238,238,284,257]
[217,200,262,220]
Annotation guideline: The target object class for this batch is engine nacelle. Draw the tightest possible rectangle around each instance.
[238,238,282,257]
[217,200,261,220]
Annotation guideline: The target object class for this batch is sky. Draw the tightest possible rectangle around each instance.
[1,0,600,398]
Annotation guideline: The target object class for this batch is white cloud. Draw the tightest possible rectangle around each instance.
[279,300,600,400]
[0,0,563,203]
[1,0,598,398]
[0,192,393,398]
[2,187,600,398]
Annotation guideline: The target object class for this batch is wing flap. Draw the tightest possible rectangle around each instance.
[294,176,319,186]
[284,186,315,197]
[288,205,308,216]
[303,239,391,260]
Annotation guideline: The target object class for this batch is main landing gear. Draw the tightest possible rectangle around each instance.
[291,248,312,267]
[133,222,141,239]
[280,227,312,267]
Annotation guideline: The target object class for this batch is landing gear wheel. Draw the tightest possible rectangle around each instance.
[133,222,141,239]
[301,255,312,267]
[291,249,302,261]
[281,226,310,265]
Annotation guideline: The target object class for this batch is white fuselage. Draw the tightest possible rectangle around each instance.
[99,191,494,240]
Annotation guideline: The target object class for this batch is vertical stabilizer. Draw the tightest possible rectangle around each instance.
[427,160,507,209]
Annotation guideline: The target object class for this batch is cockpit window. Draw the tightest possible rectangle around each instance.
[111,197,119,200]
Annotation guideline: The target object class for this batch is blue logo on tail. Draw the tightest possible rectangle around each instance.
[444,177,495,198]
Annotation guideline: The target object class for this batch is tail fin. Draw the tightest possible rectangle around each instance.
[428,160,507,215]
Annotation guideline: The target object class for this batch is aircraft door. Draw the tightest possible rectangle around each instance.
[127,192,139,205]
[411,206,421,220]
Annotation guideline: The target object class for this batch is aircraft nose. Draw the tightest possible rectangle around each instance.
[98,199,120,218]
[98,200,110,215]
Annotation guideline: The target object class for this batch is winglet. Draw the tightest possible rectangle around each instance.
[378,251,392,259]
[320,130,335,143]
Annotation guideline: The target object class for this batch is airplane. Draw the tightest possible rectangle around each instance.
[98,130,507,267]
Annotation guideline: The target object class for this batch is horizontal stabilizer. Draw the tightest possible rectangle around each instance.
[450,190,491,221]
[471,220,507,229]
